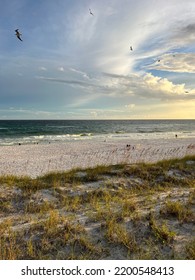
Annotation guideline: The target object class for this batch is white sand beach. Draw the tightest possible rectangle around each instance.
[0,138,194,178]
[0,137,195,260]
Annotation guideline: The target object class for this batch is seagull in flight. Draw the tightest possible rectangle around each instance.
[15,29,23,41]
[89,8,94,16]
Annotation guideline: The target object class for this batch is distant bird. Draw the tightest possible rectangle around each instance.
[185,91,189,93]
[89,8,94,16]
[15,29,22,41]
[157,59,161,62]
[130,46,133,51]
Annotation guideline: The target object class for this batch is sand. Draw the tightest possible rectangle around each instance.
[0,138,194,178]
[0,138,195,260]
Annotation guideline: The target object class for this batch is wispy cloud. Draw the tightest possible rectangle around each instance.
[37,70,195,102]
[69,68,90,79]
[171,22,195,47]
[125,104,135,109]
[145,53,195,73]
[37,76,95,89]
[57,66,65,72]
[39,66,47,71]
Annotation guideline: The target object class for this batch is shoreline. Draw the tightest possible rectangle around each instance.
[0,138,194,178]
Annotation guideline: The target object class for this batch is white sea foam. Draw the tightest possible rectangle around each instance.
[0,129,195,147]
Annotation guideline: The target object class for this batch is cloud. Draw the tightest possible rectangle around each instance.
[69,68,90,79]
[0,107,55,116]
[101,72,195,101]
[145,53,195,73]
[171,22,195,47]
[1,0,195,119]
[125,104,135,109]
[36,74,114,95]
[38,70,195,102]
[37,76,95,89]
[90,111,98,118]
[57,67,65,72]
[39,67,47,71]
[136,73,195,100]
[142,73,185,98]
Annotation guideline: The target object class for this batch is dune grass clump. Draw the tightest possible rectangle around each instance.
[0,220,20,260]
[0,156,194,259]
[0,199,13,212]
[160,200,194,222]
[185,238,195,260]
[121,199,137,217]
[104,218,137,252]
[149,215,176,244]
[40,165,118,186]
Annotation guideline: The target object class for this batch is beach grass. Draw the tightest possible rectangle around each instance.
[0,155,194,259]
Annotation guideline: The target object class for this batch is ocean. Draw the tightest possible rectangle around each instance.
[0,119,194,146]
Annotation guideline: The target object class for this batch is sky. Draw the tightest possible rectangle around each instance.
[0,0,195,120]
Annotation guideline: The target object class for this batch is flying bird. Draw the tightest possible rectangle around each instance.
[15,29,22,41]
[89,8,94,16]
[130,46,133,51]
